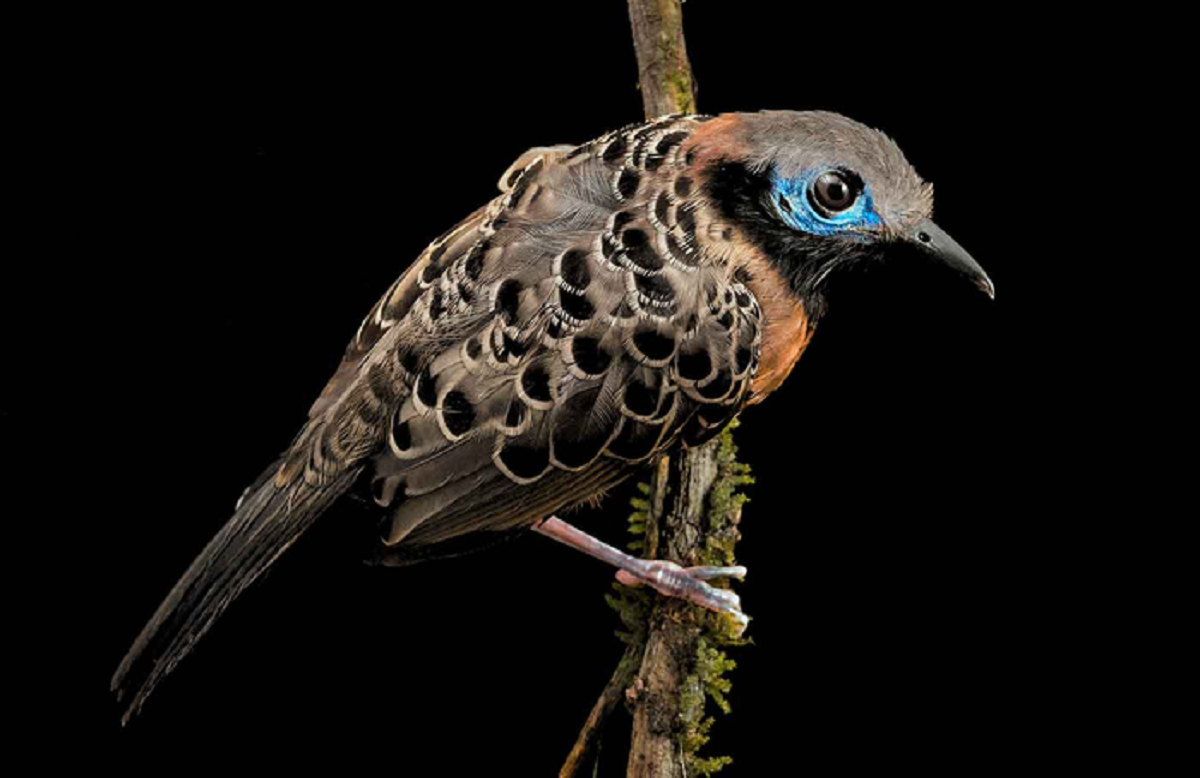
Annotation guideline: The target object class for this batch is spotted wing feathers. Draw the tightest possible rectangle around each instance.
[361,115,763,559]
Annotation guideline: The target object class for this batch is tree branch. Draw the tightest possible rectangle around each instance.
[626,0,697,120]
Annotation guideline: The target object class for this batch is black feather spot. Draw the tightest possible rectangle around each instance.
[612,211,636,233]
[665,232,696,267]
[698,371,733,401]
[602,135,628,164]
[497,443,549,481]
[495,279,521,324]
[552,387,611,469]
[559,249,591,290]
[654,191,672,226]
[399,349,422,377]
[508,159,542,204]
[559,288,595,321]
[624,379,659,416]
[607,420,660,461]
[698,404,730,428]
[504,398,527,429]
[564,143,591,161]
[677,350,713,381]
[416,369,438,408]
[441,390,475,436]
[521,363,553,403]
[391,419,413,451]
[367,362,397,405]
[352,391,386,427]
[622,228,648,249]
[674,175,693,198]
[429,287,446,320]
[421,263,442,285]
[656,131,689,157]
[617,169,640,200]
[633,329,675,361]
[676,204,697,241]
[503,333,529,359]
[735,289,752,309]
[625,239,663,273]
[491,331,509,362]
[635,273,674,304]
[645,132,688,172]
[457,281,475,305]
[464,240,488,280]
[601,234,618,262]
[571,336,612,376]
[717,311,734,330]
[736,347,753,374]
[466,337,482,360]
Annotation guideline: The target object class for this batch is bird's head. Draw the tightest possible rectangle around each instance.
[695,110,993,314]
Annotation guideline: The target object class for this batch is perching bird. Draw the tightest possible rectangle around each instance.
[112,110,992,723]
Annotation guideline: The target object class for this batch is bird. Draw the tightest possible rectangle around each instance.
[111,109,992,724]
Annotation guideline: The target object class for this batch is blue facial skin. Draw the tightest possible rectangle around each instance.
[770,168,882,239]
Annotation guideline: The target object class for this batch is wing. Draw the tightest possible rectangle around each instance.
[113,117,766,720]
[345,114,765,563]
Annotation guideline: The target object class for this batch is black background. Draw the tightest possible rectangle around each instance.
[9,2,1138,774]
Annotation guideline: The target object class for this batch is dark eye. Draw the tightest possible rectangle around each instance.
[810,170,859,214]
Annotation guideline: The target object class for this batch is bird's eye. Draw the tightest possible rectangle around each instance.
[810,171,859,215]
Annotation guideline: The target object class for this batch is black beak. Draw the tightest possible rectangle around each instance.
[912,219,994,300]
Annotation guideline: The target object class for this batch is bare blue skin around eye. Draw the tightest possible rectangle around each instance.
[771,169,882,238]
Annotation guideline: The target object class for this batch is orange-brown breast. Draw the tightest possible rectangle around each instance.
[738,251,814,405]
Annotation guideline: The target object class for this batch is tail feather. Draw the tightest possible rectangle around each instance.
[111,461,359,725]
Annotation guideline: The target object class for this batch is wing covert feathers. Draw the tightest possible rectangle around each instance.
[364,113,764,552]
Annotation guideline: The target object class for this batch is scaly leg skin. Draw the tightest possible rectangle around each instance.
[534,516,749,631]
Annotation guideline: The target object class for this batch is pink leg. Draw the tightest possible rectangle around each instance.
[534,516,748,629]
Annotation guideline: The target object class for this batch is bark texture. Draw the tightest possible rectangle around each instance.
[626,0,697,120]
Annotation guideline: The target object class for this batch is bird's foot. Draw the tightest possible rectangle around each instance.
[616,562,748,628]
[533,516,749,632]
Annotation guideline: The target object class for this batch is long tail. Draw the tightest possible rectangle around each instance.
[111,461,359,725]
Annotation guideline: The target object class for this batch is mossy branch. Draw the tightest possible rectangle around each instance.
[626,0,697,120]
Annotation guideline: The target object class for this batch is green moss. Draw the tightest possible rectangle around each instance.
[664,70,696,115]
[682,422,754,774]
[605,481,654,646]
[606,424,754,774]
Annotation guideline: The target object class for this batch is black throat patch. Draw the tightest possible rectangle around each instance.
[704,159,882,320]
